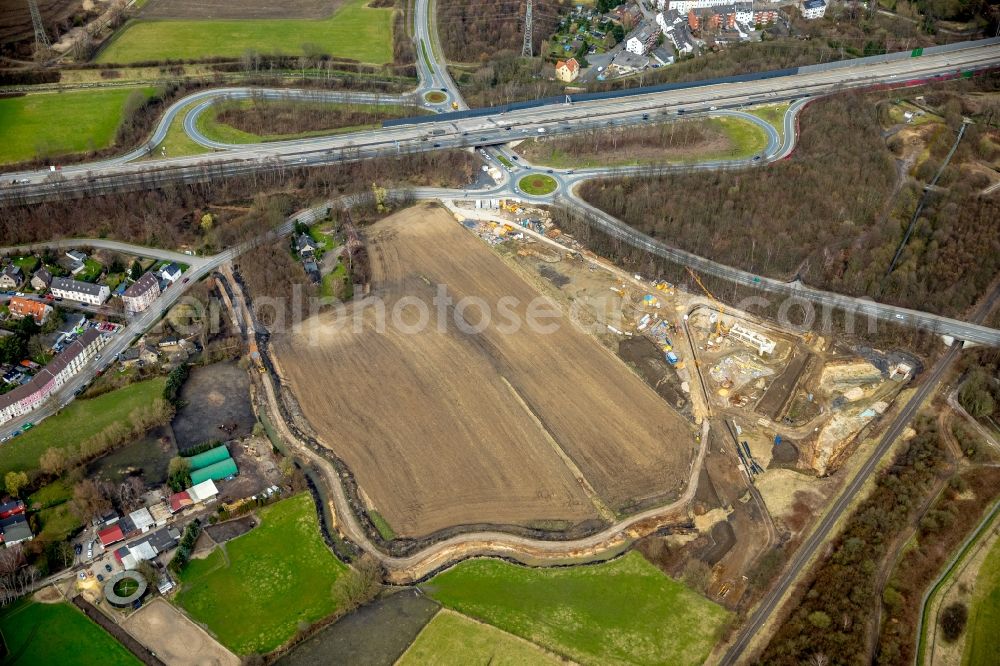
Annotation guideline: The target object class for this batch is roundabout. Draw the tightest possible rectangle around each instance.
[517,173,558,196]
[424,91,448,104]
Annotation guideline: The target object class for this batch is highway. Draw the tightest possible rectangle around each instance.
[2,40,997,198]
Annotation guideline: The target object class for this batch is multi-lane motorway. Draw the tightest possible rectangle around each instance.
[2,39,998,200]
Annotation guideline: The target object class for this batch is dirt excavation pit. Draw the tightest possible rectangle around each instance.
[123,598,240,666]
[273,205,696,538]
[171,361,256,451]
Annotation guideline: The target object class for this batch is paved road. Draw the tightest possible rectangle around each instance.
[719,282,999,664]
[2,41,996,194]
[0,238,209,267]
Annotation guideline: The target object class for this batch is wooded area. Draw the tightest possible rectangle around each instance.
[438,0,565,61]
[213,98,417,137]
[0,150,475,251]
[760,417,949,665]
[579,82,1000,318]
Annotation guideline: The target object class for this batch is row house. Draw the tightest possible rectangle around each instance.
[50,277,110,305]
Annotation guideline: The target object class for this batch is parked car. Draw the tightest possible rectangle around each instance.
[105,563,112,572]
[96,574,104,582]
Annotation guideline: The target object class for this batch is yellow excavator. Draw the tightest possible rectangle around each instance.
[686,267,729,337]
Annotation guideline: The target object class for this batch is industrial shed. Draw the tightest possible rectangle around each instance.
[190,458,239,485]
[186,445,230,470]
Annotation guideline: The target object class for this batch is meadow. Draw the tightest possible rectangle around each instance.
[97,0,394,65]
[176,493,347,654]
[963,535,1000,665]
[422,551,729,665]
[0,377,167,478]
[0,88,154,164]
[0,600,139,665]
[398,609,562,665]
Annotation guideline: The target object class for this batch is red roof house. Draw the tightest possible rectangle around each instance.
[98,524,125,547]
[169,491,192,513]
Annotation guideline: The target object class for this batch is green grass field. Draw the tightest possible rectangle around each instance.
[0,599,140,666]
[36,502,83,542]
[368,510,396,541]
[97,0,393,65]
[0,88,154,165]
[422,551,729,665]
[398,609,562,665]
[747,103,790,141]
[176,493,347,654]
[0,377,167,479]
[145,100,212,160]
[963,535,1000,664]
[518,174,558,195]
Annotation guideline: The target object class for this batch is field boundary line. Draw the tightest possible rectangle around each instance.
[499,376,615,522]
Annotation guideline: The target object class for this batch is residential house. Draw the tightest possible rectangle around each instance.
[159,263,182,284]
[657,11,696,54]
[800,0,826,19]
[0,515,33,547]
[0,265,24,290]
[50,277,110,305]
[555,57,581,82]
[122,272,161,314]
[0,328,107,424]
[625,25,658,55]
[65,250,87,275]
[294,234,318,258]
[0,500,25,520]
[30,267,52,291]
[7,297,52,324]
[114,526,180,570]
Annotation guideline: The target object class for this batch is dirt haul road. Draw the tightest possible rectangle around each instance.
[273,205,696,538]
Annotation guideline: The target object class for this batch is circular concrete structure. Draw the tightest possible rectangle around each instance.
[104,570,147,608]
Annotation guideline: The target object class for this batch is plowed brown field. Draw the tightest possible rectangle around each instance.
[273,205,694,537]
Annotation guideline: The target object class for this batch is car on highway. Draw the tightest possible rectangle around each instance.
[433,143,441,148]
[546,169,554,174]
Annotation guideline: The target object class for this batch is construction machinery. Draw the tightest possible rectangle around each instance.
[686,267,729,337]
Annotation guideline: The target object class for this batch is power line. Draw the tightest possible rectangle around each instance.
[27,0,50,53]
[522,0,533,57]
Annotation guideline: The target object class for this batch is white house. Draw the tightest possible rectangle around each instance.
[50,277,110,305]
[122,272,161,314]
[159,263,183,283]
[800,0,827,19]
[734,1,753,25]
[626,35,645,55]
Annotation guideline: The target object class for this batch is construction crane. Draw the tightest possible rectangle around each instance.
[686,267,728,337]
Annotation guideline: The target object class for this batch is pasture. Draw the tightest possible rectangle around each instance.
[272,205,694,537]
[0,88,154,164]
[97,0,394,64]
[175,493,347,654]
[963,535,1000,665]
[0,599,139,666]
[0,377,167,478]
[422,551,729,666]
[398,609,562,665]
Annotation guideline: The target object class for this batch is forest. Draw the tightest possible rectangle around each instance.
[578,82,1000,318]
[212,98,418,137]
[437,0,566,62]
[0,150,475,251]
[759,417,949,665]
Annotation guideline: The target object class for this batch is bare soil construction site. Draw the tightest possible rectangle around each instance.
[272,205,696,538]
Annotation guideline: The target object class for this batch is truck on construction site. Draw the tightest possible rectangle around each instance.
[665,351,679,365]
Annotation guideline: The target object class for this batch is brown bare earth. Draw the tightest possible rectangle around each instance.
[0,0,82,44]
[122,598,240,666]
[274,205,695,537]
[140,0,341,20]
